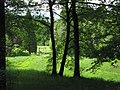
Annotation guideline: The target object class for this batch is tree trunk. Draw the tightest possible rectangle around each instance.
[49,0,57,75]
[59,0,71,76]
[28,30,37,54]
[72,0,80,77]
[0,0,6,89]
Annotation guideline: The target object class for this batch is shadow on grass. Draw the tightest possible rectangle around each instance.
[7,69,120,90]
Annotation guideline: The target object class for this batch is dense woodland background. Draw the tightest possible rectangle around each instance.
[0,0,120,90]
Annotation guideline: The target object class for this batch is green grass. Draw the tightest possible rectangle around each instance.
[6,55,47,71]
[6,55,120,90]
[80,58,120,82]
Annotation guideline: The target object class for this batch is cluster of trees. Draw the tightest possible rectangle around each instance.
[45,0,120,76]
[4,0,81,76]
[0,1,120,88]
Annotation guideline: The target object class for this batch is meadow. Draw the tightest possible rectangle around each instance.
[6,53,120,90]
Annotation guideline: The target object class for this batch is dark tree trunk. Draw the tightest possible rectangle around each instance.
[0,0,6,89]
[72,0,80,77]
[59,0,71,76]
[28,30,37,54]
[49,0,57,75]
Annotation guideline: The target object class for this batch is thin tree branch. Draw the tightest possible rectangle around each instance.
[53,11,66,21]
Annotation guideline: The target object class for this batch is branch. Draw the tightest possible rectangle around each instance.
[53,11,74,28]
[33,19,50,28]
[53,11,66,21]
[15,15,50,28]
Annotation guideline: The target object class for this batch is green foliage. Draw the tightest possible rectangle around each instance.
[10,45,30,57]
[46,57,53,73]
[35,25,50,46]
[6,9,50,55]
[75,2,120,69]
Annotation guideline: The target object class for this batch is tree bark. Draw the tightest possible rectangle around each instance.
[49,0,57,75]
[0,0,6,89]
[72,0,80,77]
[28,30,37,54]
[59,0,71,76]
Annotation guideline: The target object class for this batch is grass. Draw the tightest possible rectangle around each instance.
[6,55,120,90]
[80,58,120,82]
[6,55,47,71]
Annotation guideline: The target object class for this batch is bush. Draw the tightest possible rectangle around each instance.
[10,45,30,57]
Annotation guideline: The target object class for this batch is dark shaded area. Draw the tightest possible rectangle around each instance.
[0,0,5,69]
[7,69,120,90]
[0,0,6,90]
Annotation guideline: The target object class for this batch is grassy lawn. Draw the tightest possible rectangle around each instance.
[80,58,120,82]
[6,55,120,90]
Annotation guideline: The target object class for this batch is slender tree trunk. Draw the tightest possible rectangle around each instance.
[49,0,57,75]
[72,0,80,77]
[0,0,6,89]
[59,0,71,76]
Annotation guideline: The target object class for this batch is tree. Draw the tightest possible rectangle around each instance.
[0,0,5,70]
[59,0,71,76]
[89,3,120,69]
[24,10,37,54]
[5,0,42,55]
[0,0,6,89]
[72,0,80,77]
[75,1,120,70]
[5,12,39,55]
[49,0,57,75]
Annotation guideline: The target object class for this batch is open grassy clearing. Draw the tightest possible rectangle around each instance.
[6,55,120,90]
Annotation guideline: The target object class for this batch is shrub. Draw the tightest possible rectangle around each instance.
[10,45,30,56]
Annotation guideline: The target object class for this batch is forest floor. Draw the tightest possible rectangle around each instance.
[6,55,120,90]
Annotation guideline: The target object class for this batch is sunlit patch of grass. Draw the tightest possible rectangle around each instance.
[79,58,120,82]
[6,55,120,90]
[7,56,120,82]
[6,56,47,71]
